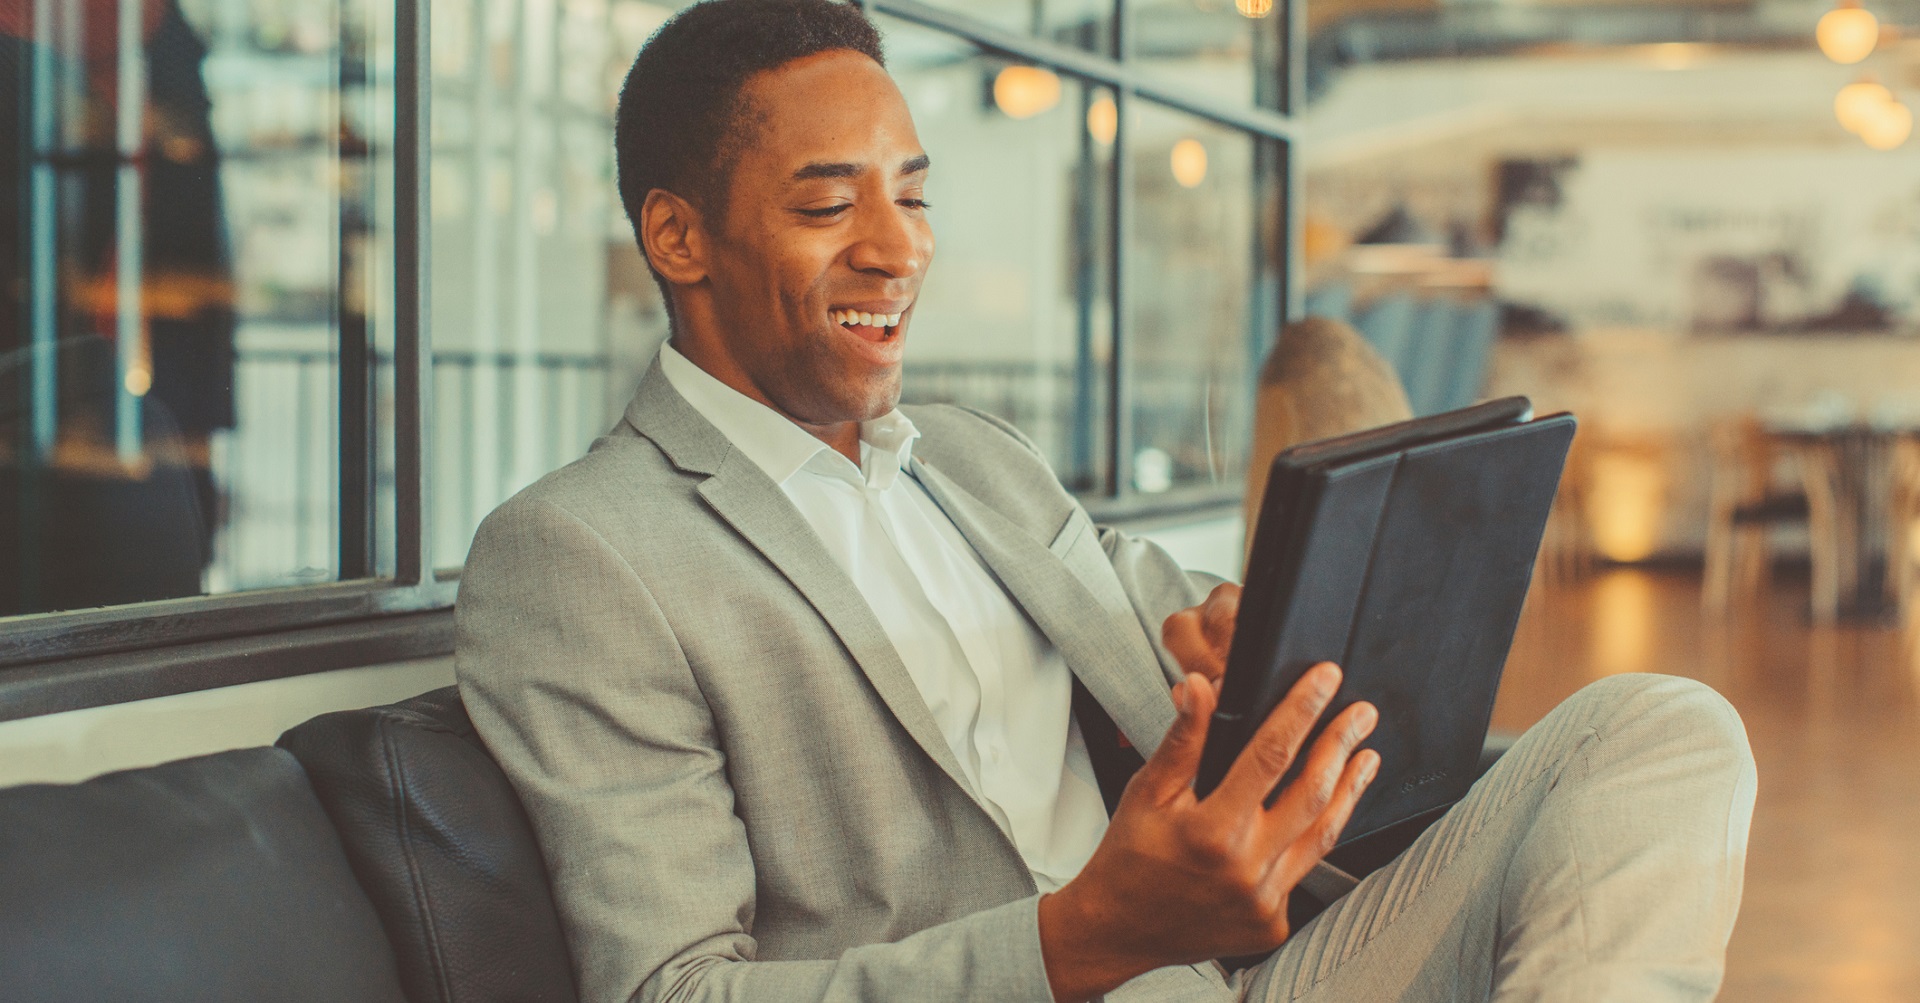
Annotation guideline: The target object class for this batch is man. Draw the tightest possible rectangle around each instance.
[455,3,1757,1001]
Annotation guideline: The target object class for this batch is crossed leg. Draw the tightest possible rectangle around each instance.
[1236,673,1758,1003]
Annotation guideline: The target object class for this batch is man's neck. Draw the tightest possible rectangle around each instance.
[668,334,863,466]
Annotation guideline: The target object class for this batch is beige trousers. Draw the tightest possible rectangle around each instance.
[1237,673,1758,1002]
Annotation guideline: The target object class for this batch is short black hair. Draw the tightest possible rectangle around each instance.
[614,0,885,250]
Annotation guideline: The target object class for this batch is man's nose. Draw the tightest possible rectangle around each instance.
[847,205,929,278]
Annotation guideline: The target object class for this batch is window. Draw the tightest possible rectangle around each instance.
[883,16,1116,493]
[1,0,1299,716]
[3,0,397,617]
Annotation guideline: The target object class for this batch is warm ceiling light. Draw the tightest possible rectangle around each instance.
[993,66,1061,120]
[1835,78,1894,133]
[1086,95,1117,145]
[1861,98,1913,149]
[1817,2,1879,65]
[1236,0,1274,16]
[1170,138,1208,188]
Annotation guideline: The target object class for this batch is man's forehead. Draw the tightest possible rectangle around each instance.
[735,50,924,177]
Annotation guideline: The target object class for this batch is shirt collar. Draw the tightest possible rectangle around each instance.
[657,342,919,491]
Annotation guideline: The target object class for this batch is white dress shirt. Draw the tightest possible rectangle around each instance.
[659,344,1109,891]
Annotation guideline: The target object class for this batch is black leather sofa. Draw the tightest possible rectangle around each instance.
[0,686,1505,1002]
[0,688,579,1003]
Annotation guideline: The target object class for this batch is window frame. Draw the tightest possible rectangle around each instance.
[0,0,1301,721]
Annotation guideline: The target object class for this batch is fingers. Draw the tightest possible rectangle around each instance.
[1133,673,1217,801]
[1265,700,1378,828]
[1261,749,1380,898]
[1160,583,1242,685]
[1199,584,1241,656]
[1209,663,1342,808]
[1162,610,1225,685]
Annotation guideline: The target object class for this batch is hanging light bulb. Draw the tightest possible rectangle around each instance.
[1861,98,1913,149]
[1836,78,1894,133]
[1171,139,1208,188]
[1817,1,1879,65]
[1086,95,1117,145]
[1236,0,1274,16]
[993,66,1062,120]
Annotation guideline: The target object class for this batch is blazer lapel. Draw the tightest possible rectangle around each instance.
[623,362,982,805]
[909,459,1177,758]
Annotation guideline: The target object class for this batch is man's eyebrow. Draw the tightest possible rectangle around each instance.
[791,161,861,182]
[788,154,932,183]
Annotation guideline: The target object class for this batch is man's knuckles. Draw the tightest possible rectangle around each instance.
[1244,730,1303,778]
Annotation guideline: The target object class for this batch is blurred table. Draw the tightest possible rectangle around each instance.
[1766,423,1920,621]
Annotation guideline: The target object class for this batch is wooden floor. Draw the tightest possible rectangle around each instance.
[1495,567,1920,1002]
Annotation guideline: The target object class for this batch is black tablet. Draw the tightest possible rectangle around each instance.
[1195,398,1575,846]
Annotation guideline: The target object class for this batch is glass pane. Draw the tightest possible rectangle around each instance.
[2,0,396,615]
[912,0,1114,54]
[428,0,691,568]
[879,14,1116,494]
[1131,0,1280,109]
[1127,100,1278,494]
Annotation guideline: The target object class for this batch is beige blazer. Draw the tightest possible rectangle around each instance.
[456,360,1234,1002]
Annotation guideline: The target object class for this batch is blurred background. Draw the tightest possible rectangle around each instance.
[5,0,1920,998]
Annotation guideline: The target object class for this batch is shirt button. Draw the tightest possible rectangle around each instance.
[987,745,1004,764]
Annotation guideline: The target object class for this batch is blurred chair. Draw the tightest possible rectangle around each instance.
[1892,436,1920,618]
[1701,417,1821,615]
[0,336,209,615]
[1302,282,1353,325]
[1535,425,1595,588]
[1397,298,1456,416]
[1437,298,1501,414]
[1354,293,1417,381]
[1245,317,1413,557]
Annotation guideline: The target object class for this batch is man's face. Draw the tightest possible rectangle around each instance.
[700,50,934,427]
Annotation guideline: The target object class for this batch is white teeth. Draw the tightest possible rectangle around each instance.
[832,309,906,327]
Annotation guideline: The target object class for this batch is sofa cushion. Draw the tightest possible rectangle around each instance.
[0,747,408,1003]
[277,686,578,1003]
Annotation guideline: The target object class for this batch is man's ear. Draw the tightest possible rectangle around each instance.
[639,188,710,287]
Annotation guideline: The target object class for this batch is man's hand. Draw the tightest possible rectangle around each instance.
[1161,582,1243,693]
[1036,588,1380,1003]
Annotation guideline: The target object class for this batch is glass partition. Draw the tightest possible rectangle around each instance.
[1126,98,1276,494]
[426,0,687,568]
[915,0,1114,54]
[2,0,397,616]
[881,14,1116,493]
[1132,0,1280,109]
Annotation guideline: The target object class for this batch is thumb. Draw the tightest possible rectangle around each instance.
[1140,673,1215,797]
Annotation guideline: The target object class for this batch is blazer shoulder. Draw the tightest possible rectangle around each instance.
[902,402,1050,465]
[472,429,697,560]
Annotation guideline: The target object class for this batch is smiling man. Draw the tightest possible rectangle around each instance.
[453,3,1758,1002]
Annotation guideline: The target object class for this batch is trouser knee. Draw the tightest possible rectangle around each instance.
[1566,673,1756,783]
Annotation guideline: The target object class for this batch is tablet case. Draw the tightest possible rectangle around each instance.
[1195,398,1575,847]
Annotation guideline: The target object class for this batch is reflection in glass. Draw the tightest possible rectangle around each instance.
[1128,100,1279,493]
[2,0,395,615]
[880,14,1115,492]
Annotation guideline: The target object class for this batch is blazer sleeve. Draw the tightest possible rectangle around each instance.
[455,496,1058,1003]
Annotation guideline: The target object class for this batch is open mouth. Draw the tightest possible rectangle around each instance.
[831,308,905,343]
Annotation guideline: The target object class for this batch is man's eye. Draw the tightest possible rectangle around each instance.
[795,204,852,218]
[899,199,932,211]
